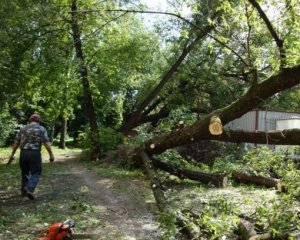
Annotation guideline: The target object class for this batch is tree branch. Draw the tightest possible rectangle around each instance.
[107,9,248,66]
[247,0,286,68]
[120,20,218,135]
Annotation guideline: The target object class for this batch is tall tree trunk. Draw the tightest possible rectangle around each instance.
[70,0,100,159]
[59,118,67,149]
[50,124,55,145]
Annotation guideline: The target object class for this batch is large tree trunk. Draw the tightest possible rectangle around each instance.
[180,169,227,187]
[238,219,257,240]
[210,128,300,145]
[70,0,100,159]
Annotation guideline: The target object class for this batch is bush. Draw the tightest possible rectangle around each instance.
[0,105,19,147]
[77,125,124,159]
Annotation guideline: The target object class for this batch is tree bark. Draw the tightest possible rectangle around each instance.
[249,233,272,240]
[70,0,100,159]
[180,169,227,187]
[210,128,300,145]
[238,219,257,240]
[49,124,55,145]
[139,151,201,239]
[59,118,67,149]
[233,170,281,190]
[151,157,227,187]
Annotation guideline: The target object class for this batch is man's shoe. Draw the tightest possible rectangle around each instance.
[21,188,26,197]
[23,187,35,200]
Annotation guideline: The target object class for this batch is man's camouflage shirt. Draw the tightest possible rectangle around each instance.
[14,124,50,150]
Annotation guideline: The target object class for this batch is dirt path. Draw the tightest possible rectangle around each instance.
[58,154,162,240]
[0,153,163,240]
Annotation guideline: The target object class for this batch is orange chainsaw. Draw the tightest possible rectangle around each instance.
[39,219,75,240]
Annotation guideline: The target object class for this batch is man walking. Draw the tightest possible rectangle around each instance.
[8,114,55,200]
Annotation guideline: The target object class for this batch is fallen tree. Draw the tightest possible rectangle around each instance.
[123,63,300,165]
[102,64,300,240]
[103,2,300,239]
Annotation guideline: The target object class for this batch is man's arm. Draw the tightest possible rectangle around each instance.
[8,142,19,165]
[43,142,55,162]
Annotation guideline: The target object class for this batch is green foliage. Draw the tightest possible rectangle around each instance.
[124,130,153,147]
[195,196,240,239]
[206,142,248,175]
[70,199,95,213]
[252,196,299,238]
[157,212,179,240]
[0,105,18,147]
[78,126,124,158]
[159,149,189,168]
[241,146,291,178]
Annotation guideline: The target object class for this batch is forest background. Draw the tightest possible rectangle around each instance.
[1,0,300,239]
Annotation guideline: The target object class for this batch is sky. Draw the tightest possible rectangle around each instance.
[141,0,190,14]
[141,0,169,10]
[138,0,191,27]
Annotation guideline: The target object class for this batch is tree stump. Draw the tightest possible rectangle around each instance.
[209,116,223,135]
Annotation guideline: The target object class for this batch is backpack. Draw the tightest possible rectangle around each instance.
[39,219,75,240]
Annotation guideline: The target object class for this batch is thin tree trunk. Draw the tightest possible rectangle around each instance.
[59,118,67,149]
[50,124,55,145]
[139,151,201,239]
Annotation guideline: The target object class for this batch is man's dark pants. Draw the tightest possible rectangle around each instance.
[19,150,42,194]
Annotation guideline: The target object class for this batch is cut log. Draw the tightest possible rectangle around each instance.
[151,156,227,187]
[209,116,223,135]
[179,169,227,187]
[238,219,257,240]
[233,171,281,191]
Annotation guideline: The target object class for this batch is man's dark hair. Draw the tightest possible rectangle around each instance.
[29,114,41,123]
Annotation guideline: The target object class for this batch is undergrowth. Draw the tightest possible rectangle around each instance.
[2,144,300,239]
[154,144,300,239]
